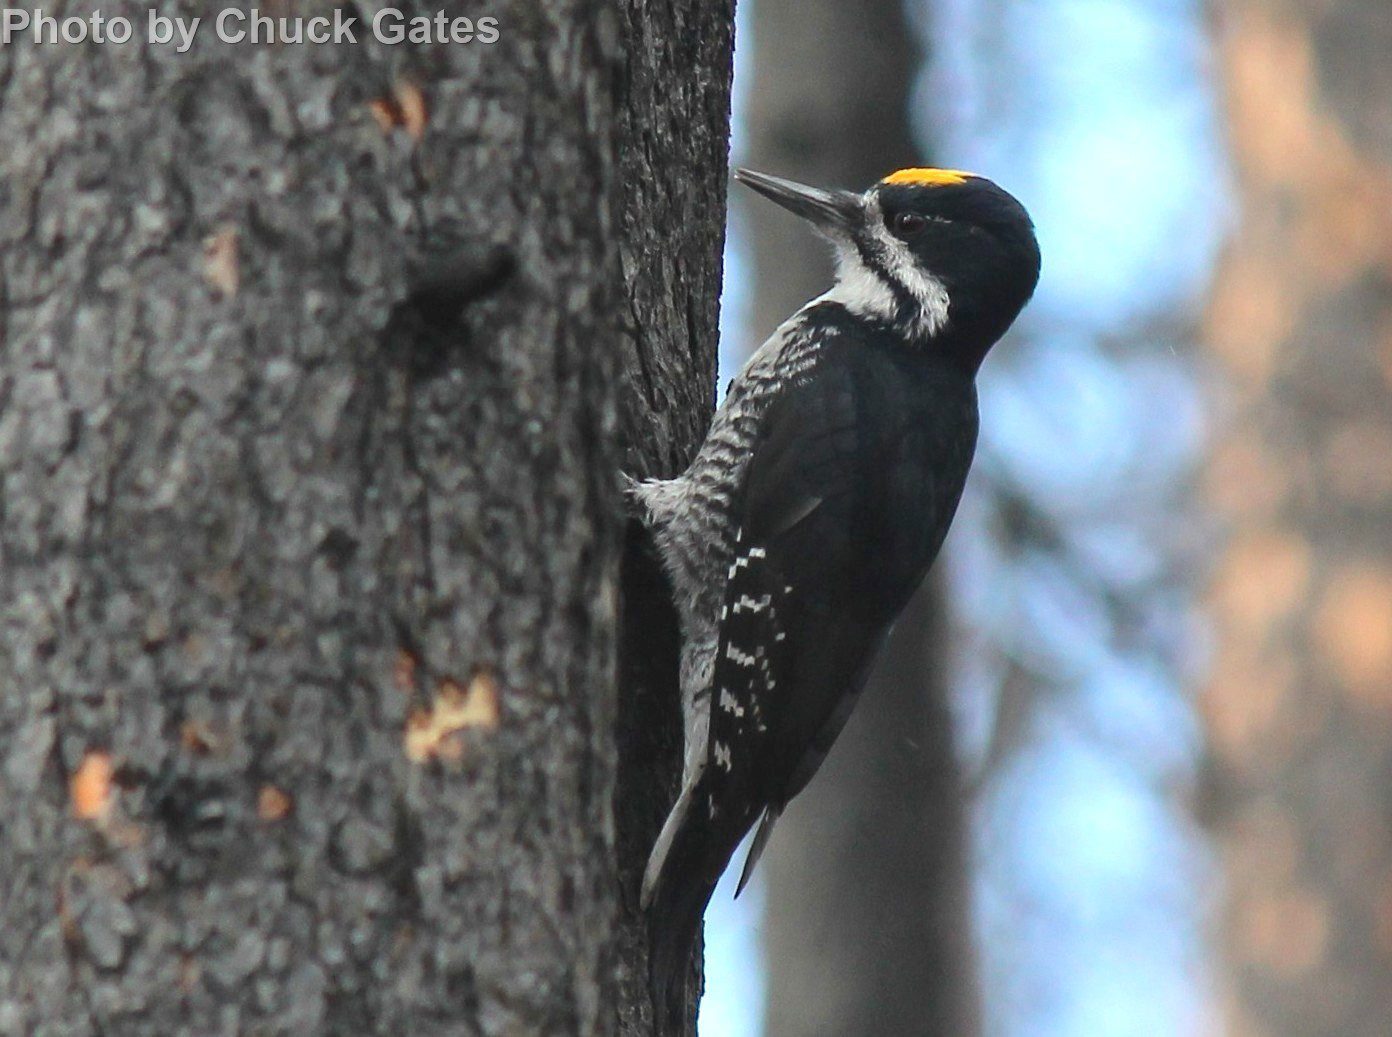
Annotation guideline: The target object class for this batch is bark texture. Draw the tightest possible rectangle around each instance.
[741,1,980,1033]
[614,2,737,1031]
[1202,2,1392,1033]
[0,2,732,1034]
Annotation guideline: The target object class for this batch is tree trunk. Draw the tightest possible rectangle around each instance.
[0,3,732,1034]
[1202,2,1392,1034]
[614,1,737,1032]
[742,1,980,1033]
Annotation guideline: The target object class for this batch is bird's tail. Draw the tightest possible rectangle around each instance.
[734,804,781,898]
[642,770,754,1033]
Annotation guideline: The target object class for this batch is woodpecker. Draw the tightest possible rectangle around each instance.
[633,166,1040,1016]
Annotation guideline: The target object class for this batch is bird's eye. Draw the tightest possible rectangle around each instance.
[889,211,928,238]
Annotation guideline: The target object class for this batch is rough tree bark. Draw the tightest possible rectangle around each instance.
[0,2,732,1034]
[743,1,980,1033]
[1202,2,1392,1034]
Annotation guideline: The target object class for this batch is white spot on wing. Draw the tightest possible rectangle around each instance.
[725,644,757,667]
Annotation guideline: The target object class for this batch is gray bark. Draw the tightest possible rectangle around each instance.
[0,2,732,1034]
[743,0,980,1033]
[614,3,737,1033]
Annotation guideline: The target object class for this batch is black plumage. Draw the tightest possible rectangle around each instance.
[647,308,980,1017]
[637,166,1040,1026]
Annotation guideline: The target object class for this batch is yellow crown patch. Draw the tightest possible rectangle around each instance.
[880,167,975,188]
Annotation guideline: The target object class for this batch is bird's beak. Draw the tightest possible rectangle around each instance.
[733,168,861,234]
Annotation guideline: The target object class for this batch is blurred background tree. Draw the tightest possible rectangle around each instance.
[1202,2,1392,1034]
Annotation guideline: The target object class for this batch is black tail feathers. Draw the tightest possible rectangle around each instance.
[734,805,781,898]
[647,860,719,1034]
[645,779,759,1035]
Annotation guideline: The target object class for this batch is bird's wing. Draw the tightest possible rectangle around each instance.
[703,349,898,885]
[645,343,975,1014]
[646,352,877,994]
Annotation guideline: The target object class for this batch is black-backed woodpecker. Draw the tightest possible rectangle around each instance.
[632,166,1041,1018]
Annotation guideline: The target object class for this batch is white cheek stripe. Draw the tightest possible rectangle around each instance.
[819,194,950,339]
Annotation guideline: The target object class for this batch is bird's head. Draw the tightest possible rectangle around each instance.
[734,166,1041,369]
